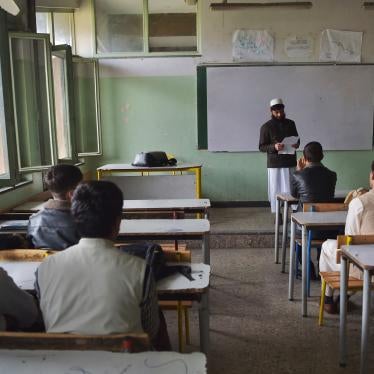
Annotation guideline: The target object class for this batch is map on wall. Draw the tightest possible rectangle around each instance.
[319,29,363,63]
[232,30,274,62]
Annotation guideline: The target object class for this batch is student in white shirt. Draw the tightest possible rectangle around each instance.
[319,161,374,313]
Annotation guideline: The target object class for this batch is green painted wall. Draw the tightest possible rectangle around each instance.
[97,75,373,201]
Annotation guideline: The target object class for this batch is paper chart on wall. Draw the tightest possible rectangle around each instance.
[232,30,274,62]
[319,29,362,63]
[284,35,314,58]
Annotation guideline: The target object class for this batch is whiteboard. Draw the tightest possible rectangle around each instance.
[206,65,374,151]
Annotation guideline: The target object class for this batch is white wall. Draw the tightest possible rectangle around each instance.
[74,0,374,75]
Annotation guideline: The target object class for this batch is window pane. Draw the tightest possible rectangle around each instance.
[53,13,73,46]
[10,36,55,170]
[94,0,143,53]
[52,54,71,160]
[36,12,49,34]
[0,60,10,177]
[73,60,101,155]
[148,0,197,52]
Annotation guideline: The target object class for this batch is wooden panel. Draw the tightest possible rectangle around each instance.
[303,202,347,212]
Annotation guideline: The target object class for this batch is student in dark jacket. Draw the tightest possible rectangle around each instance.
[291,141,337,204]
[27,165,82,250]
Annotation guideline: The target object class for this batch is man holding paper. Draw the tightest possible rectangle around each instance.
[259,98,300,213]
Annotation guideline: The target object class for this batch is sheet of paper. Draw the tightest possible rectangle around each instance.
[232,29,274,62]
[319,29,362,63]
[278,136,299,155]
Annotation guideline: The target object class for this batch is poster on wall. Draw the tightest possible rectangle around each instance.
[284,35,314,58]
[319,29,362,63]
[232,30,274,62]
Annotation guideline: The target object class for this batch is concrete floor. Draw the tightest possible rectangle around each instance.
[164,208,374,373]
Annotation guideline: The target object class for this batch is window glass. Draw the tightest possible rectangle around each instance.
[10,35,56,170]
[0,61,10,177]
[148,0,197,52]
[94,0,143,53]
[52,54,71,160]
[35,12,50,34]
[73,59,101,155]
[53,13,73,46]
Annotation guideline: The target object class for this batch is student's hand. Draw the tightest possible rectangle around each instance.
[297,156,306,170]
[292,143,299,149]
[275,143,284,151]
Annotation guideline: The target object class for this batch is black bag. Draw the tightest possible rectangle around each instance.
[119,242,193,282]
[132,152,176,167]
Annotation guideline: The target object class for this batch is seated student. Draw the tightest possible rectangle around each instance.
[36,181,170,350]
[319,160,374,313]
[27,164,82,250]
[291,141,337,205]
[0,267,39,331]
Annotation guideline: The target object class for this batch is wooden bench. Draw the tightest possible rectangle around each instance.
[0,332,149,352]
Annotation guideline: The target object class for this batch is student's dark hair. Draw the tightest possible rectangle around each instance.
[303,141,324,163]
[44,164,83,197]
[71,181,123,238]
[0,234,28,250]
[371,160,374,173]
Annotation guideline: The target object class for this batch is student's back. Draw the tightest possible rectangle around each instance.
[37,238,146,334]
[291,163,336,203]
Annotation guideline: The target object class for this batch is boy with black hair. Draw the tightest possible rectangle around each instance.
[291,141,337,204]
[36,181,170,350]
[27,164,82,250]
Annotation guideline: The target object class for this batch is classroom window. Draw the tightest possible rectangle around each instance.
[9,33,57,171]
[51,45,77,162]
[72,58,102,156]
[94,0,144,53]
[0,77,9,178]
[36,11,75,53]
[148,0,197,52]
[93,0,199,56]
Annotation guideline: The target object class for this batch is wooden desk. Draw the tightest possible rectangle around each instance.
[158,263,210,355]
[119,219,210,264]
[97,163,203,199]
[12,198,211,216]
[288,211,347,316]
[276,191,349,272]
[1,261,210,355]
[339,244,374,374]
[0,220,28,234]
[123,199,210,217]
[0,350,206,373]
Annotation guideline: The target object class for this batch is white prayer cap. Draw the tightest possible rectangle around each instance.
[270,98,284,108]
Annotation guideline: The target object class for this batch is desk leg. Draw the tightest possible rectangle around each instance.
[199,290,210,355]
[288,220,296,301]
[274,198,281,264]
[360,270,371,374]
[281,201,289,273]
[339,256,348,367]
[302,226,308,317]
[203,233,210,265]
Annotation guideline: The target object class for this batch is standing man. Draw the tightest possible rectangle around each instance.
[259,98,299,213]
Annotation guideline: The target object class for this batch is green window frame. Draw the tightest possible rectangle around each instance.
[0,10,18,187]
[92,0,201,57]
[52,44,78,163]
[72,57,102,156]
[9,32,57,172]
[36,11,76,53]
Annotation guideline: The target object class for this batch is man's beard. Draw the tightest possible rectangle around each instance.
[272,114,285,121]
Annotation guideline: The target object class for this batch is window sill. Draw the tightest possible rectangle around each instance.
[0,180,33,195]
[93,52,202,59]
